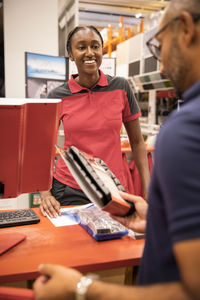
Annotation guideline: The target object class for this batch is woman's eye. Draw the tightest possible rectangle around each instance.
[92,45,99,49]
[78,46,85,50]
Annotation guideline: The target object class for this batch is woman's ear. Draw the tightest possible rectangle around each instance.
[69,54,74,61]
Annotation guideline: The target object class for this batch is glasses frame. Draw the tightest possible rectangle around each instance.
[146,13,200,61]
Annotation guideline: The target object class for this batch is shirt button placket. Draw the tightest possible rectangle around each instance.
[89,90,92,102]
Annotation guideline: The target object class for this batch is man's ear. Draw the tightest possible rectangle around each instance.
[180,11,196,46]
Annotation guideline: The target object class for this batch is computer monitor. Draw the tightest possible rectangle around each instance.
[25,52,67,98]
[0,98,61,198]
[25,52,67,81]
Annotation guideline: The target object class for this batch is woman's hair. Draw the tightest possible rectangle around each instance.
[66,26,104,55]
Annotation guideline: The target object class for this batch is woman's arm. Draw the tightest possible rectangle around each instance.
[124,119,150,200]
[40,190,61,218]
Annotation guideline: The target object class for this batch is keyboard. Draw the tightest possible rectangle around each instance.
[0,209,40,228]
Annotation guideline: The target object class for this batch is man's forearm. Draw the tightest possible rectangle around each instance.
[87,280,192,300]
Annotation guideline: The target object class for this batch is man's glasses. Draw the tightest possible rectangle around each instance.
[146,13,200,61]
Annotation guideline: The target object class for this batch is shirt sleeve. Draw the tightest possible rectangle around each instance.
[122,78,141,123]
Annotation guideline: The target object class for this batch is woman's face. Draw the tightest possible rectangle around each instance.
[69,28,103,76]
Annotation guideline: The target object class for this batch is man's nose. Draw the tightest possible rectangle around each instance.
[160,61,165,75]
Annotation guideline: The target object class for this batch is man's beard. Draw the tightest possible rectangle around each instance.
[164,36,190,98]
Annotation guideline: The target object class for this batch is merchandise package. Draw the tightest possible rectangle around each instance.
[75,205,128,241]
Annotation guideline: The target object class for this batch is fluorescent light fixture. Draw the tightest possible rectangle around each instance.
[135,13,142,18]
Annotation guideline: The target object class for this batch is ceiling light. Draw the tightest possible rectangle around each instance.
[135,13,142,18]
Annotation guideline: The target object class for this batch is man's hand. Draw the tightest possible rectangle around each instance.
[40,191,61,218]
[112,192,148,233]
[33,264,82,300]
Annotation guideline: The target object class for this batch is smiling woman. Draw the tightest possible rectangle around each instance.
[67,26,104,88]
[39,25,150,218]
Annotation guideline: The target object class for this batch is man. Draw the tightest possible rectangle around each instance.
[33,0,200,299]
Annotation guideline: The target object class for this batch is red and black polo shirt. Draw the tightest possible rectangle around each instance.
[48,70,141,190]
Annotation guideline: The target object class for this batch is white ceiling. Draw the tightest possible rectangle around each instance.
[78,0,169,28]
[79,0,169,14]
[58,0,169,32]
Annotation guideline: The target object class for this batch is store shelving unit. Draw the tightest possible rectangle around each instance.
[115,25,177,136]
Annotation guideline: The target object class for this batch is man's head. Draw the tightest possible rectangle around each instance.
[147,0,200,97]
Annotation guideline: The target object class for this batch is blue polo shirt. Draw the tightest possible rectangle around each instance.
[138,80,200,285]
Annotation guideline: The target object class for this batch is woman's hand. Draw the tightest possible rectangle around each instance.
[40,191,61,218]
[112,191,148,233]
